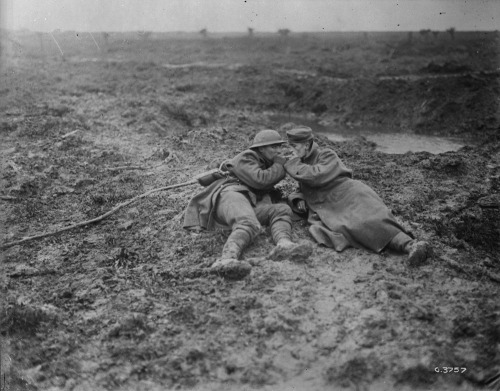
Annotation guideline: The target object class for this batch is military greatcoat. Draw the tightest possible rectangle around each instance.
[183,149,286,231]
[284,142,407,252]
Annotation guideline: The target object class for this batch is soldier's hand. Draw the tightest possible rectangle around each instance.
[290,148,301,158]
[297,200,307,212]
[273,154,288,165]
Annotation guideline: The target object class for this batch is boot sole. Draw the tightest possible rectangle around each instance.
[269,241,314,262]
[210,260,252,280]
[408,242,429,267]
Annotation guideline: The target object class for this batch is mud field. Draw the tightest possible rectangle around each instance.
[1,31,499,391]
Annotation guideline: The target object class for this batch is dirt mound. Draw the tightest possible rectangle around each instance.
[420,61,472,74]
[1,31,499,391]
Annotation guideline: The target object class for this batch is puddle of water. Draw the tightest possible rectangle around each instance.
[319,130,465,154]
[353,132,464,154]
[270,115,466,154]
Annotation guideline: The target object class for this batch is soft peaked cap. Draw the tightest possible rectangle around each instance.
[286,126,313,143]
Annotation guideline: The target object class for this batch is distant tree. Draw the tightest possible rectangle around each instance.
[419,29,431,40]
[407,31,413,43]
[3,32,22,48]
[248,27,254,37]
[2,31,24,59]
[137,31,152,41]
[278,29,290,37]
[432,30,439,39]
[446,27,455,40]
[199,28,208,38]
[102,32,110,45]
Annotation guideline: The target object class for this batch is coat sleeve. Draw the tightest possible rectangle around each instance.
[284,149,351,187]
[231,152,286,190]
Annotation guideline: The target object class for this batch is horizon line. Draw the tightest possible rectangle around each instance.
[4,28,498,34]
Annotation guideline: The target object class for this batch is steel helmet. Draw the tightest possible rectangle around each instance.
[250,129,285,149]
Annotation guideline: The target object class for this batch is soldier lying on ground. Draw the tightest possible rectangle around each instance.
[183,129,313,280]
[283,126,430,266]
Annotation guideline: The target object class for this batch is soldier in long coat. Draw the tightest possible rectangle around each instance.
[183,129,312,279]
[283,126,430,266]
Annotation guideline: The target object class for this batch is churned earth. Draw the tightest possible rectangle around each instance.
[0,31,499,391]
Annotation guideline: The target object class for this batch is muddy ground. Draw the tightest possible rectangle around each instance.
[1,31,499,391]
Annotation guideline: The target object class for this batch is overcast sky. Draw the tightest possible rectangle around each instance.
[2,0,498,33]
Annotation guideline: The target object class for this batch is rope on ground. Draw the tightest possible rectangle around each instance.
[1,179,198,250]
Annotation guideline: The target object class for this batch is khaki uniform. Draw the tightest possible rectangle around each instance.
[183,149,293,256]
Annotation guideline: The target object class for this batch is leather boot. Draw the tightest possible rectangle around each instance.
[405,241,430,267]
[268,220,313,262]
[268,238,313,262]
[388,232,430,267]
[211,229,252,280]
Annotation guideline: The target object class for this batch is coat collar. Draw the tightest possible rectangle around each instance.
[303,142,319,163]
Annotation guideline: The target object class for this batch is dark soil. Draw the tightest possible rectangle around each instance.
[1,30,499,391]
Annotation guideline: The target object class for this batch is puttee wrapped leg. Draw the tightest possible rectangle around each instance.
[268,219,313,262]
